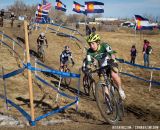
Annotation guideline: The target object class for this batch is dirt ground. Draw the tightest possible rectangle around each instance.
[0,21,160,130]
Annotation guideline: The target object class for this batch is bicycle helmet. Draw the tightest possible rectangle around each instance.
[64,45,69,51]
[87,33,100,44]
[40,32,45,37]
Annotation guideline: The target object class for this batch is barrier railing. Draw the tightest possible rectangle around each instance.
[0,31,80,126]
[117,58,160,90]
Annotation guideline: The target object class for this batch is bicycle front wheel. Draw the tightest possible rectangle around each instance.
[64,68,71,86]
[90,81,96,100]
[41,49,45,62]
[83,74,91,96]
[95,82,119,124]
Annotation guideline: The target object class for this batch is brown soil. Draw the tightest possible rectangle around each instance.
[0,21,160,130]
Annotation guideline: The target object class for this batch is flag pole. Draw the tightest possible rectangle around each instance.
[84,12,87,36]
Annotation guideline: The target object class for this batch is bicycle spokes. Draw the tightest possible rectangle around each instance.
[96,83,119,124]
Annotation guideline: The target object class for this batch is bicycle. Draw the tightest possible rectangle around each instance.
[91,65,124,124]
[59,64,72,86]
[82,68,96,100]
[37,44,47,62]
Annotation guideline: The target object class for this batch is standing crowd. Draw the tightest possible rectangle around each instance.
[130,39,152,67]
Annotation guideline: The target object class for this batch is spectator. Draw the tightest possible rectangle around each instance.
[76,22,79,29]
[0,9,4,17]
[0,9,4,27]
[10,12,16,27]
[92,26,96,34]
[86,24,91,36]
[130,45,137,64]
[142,40,152,67]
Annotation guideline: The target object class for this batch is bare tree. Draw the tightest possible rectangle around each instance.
[7,0,37,20]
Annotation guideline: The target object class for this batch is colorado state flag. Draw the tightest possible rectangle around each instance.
[85,1,104,13]
[73,1,85,14]
[55,0,67,12]
[135,15,154,30]
[73,1,85,13]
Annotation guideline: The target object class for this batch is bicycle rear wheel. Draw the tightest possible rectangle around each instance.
[64,68,71,86]
[41,49,45,62]
[83,74,91,96]
[38,46,45,62]
[95,82,119,124]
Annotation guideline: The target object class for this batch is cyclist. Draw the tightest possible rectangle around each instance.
[60,46,75,68]
[10,12,15,27]
[37,32,48,53]
[85,33,126,100]
[0,9,4,27]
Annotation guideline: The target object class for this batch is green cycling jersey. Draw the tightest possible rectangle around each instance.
[86,43,116,66]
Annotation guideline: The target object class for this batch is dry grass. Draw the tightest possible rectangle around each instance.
[0,22,160,127]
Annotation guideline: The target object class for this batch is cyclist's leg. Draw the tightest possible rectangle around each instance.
[63,60,68,71]
[42,44,45,61]
[37,42,40,53]
[111,71,125,100]
[111,71,121,89]
[60,60,65,71]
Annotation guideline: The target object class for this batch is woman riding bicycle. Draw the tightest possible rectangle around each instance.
[60,46,75,68]
[85,33,126,100]
[37,32,48,53]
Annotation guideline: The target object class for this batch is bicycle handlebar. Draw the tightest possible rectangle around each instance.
[91,65,111,73]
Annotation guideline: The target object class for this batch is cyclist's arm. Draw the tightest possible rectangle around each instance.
[60,53,64,61]
[69,52,75,65]
[44,37,48,46]
[104,43,117,61]
[86,51,94,68]
[37,37,40,44]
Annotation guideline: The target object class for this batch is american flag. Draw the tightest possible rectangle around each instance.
[42,1,52,10]
[35,0,52,23]
[43,0,47,5]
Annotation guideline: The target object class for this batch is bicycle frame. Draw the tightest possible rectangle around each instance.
[60,64,68,72]
[91,65,122,124]
[83,70,96,99]
[38,44,46,62]
[60,64,71,86]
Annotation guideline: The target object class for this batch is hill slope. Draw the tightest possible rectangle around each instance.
[0,23,160,129]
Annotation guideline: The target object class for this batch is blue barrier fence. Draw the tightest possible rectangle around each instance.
[47,27,82,43]
[1,28,160,126]
[0,67,26,79]
[0,39,24,64]
[0,31,24,49]
[117,58,160,70]
[117,58,160,86]
[0,32,80,126]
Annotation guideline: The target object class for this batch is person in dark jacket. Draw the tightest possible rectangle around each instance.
[142,40,152,67]
[92,26,96,34]
[130,45,137,64]
[0,9,4,27]
[86,25,91,36]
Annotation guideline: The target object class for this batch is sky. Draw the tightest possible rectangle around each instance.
[0,0,160,18]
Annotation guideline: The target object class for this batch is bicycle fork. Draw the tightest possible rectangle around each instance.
[103,73,114,114]
[104,86,113,114]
